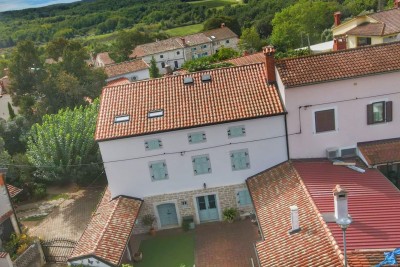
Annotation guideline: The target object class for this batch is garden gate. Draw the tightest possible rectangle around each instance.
[41,238,76,263]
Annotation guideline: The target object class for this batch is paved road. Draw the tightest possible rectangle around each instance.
[29,186,104,241]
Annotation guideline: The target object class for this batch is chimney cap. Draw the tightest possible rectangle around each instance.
[263,45,276,56]
[334,11,341,15]
[333,184,348,195]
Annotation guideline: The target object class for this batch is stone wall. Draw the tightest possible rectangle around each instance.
[13,240,45,267]
[132,183,253,234]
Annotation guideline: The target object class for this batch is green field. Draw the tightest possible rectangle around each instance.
[188,0,239,8]
[165,23,204,37]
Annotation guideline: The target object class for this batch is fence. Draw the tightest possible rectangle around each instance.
[13,239,45,267]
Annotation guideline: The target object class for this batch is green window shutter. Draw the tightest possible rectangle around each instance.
[188,132,206,144]
[192,155,211,175]
[231,149,250,171]
[145,139,162,150]
[237,189,252,206]
[150,161,168,180]
[228,126,246,138]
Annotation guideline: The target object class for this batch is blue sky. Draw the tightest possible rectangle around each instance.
[0,0,80,12]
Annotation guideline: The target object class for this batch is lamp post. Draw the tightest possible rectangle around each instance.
[336,217,352,267]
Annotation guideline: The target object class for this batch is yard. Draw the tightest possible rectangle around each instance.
[135,232,194,267]
[187,0,242,9]
[165,23,204,37]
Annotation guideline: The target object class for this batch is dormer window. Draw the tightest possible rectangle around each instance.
[148,110,164,118]
[114,115,130,123]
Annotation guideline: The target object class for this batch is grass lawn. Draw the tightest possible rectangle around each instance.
[188,0,239,8]
[135,232,195,267]
[165,23,204,37]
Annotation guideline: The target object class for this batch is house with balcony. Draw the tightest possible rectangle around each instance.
[129,26,238,74]
[332,3,400,50]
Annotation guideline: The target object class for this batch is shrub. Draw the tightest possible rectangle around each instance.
[182,220,190,232]
[4,230,34,260]
[32,183,47,200]
[223,207,239,223]
[141,214,156,229]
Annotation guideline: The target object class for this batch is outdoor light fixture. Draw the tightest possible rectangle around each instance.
[336,216,352,267]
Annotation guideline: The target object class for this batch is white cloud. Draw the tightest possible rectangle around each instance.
[0,0,80,12]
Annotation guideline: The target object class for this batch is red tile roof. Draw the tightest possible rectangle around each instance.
[346,22,385,36]
[96,52,115,66]
[247,161,343,267]
[368,9,400,36]
[69,188,142,266]
[0,252,8,258]
[130,38,183,58]
[358,138,400,166]
[203,26,238,41]
[226,52,264,66]
[275,41,400,88]
[6,184,22,198]
[248,159,400,266]
[106,77,131,87]
[348,250,400,267]
[95,63,285,141]
[0,210,13,224]
[104,59,149,78]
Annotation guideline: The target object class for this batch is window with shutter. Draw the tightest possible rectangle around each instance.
[367,101,392,124]
[188,132,206,144]
[149,160,168,181]
[228,125,246,138]
[145,139,162,150]
[236,189,252,206]
[314,108,336,133]
[192,155,211,175]
[230,149,250,171]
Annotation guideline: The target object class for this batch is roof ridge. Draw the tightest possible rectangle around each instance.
[293,162,345,266]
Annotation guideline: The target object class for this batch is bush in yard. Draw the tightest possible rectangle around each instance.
[4,230,34,260]
[223,207,239,223]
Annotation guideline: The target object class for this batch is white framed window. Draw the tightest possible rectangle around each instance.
[313,107,337,134]
[236,189,252,207]
[149,160,168,181]
[230,149,250,171]
[145,139,162,150]
[192,154,211,175]
[228,125,246,138]
[188,131,206,144]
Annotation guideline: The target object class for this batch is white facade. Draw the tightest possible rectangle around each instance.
[106,68,150,83]
[0,185,12,218]
[142,49,185,74]
[280,71,400,158]
[99,115,288,199]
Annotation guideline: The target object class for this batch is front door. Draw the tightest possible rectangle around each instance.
[197,194,219,222]
[157,203,178,227]
[174,60,179,69]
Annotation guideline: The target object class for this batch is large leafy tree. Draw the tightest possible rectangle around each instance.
[238,27,264,53]
[27,100,103,185]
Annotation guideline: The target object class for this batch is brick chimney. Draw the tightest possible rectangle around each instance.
[263,46,276,84]
[395,0,400,8]
[334,11,341,27]
[221,23,225,28]
[333,37,347,51]
[181,38,186,46]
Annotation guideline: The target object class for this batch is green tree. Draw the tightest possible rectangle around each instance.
[27,100,102,185]
[238,27,264,53]
[0,115,31,155]
[46,37,69,61]
[111,29,152,62]
[7,102,16,119]
[213,47,239,61]
[203,16,241,36]
[270,0,339,50]
[149,56,160,78]
[0,137,11,169]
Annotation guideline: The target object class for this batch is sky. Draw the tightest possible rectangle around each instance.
[0,0,80,12]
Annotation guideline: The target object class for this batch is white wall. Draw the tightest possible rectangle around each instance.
[282,71,400,158]
[142,49,185,74]
[106,68,150,82]
[99,116,288,198]
[0,253,12,267]
[0,185,12,217]
[68,257,111,267]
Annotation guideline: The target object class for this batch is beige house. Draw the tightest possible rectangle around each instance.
[332,5,400,50]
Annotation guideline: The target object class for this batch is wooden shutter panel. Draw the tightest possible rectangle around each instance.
[315,109,335,132]
[386,101,393,122]
[367,104,374,125]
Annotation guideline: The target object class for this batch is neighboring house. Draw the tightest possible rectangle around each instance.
[94,52,115,68]
[105,77,130,87]
[104,59,149,83]
[332,5,400,50]
[272,41,400,159]
[226,52,264,66]
[247,159,400,266]
[129,26,239,74]
[0,173,21,253]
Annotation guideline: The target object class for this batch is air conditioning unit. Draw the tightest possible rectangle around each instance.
[340,147,357,158]
[326,147,340,159]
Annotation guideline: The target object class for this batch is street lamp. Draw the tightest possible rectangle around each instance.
[336,216,352,267]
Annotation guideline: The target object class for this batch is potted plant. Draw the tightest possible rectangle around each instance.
[141,214,156,235]
[223,208,239,223]
[133,251,143,262]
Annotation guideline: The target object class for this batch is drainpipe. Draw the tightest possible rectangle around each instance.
[284,113,290,160]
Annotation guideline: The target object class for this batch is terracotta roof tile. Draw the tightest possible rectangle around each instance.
[96,52,115,66]
[358,138,400,166]
[226,52,264,66]
[69,188,142,266]
[348,250,400,267]
[130,38,183,58]
[203,27,238,41]
[247,161,343,267]
[346,22,385,36]
[181,32,210,46]
[276,41,400,88]
[368,8,400,35]
[0,210,13,224]
[95,63,285,141]
[106,77,131,87]
[0,252,8,258]
[6,184,22,198]
[104,59,149,78]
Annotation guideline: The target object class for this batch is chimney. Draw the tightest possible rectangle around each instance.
[289,205,301,234]
[263,46,276,84]
[243,50,249,56]
[221,23,225,28]
[333,37,347,51]
[333,185,349,221]
[395,0,400,8]
[181,38,186,46]
[334,11,341,27]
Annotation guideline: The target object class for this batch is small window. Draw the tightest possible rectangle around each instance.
[314,108,336,133]
[160,55,164,59]
[192,47,197,51]
[188,132,206,144]
[149,160,168,181]
[114,115,130,123]
[237,189,252,207]
[192,154,211,175]
[230,149,250,171]
[130,76,137,82]
[148,109,164,118]
[226,40,230,44]
[202,44,207,48]
[357,37,371,47]
[161,62,165,68]
[367,101,392,124]
[145,139,162,150]
[228,125,246,138]
[177,51,180,55]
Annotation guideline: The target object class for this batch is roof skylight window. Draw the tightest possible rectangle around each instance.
[148,109,164,118]
[183,77,194,85]
[201,74,211,82]
[114,115,130,123]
